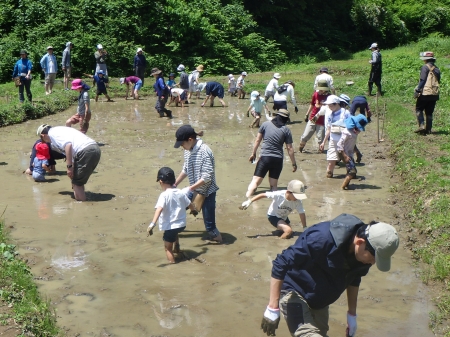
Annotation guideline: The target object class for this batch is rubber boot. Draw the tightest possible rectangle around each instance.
[414,123,425,133]
[367,83,373,96]
[341,176,352,190]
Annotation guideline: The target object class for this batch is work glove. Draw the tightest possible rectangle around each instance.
[261,306,280,336]
[346,312,357,337]
[239,199,252,210]
[147,222,156,237]
[294,106,298,113]
[190,209,199,217]
[304,114,309,123]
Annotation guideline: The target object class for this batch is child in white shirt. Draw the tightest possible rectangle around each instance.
[228,74,237,96]
[237,72,247,99]
[147,167,198,263]
[240,180,307,239]
[168,88,186,108]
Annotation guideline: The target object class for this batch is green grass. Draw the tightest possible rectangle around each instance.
[0,218,61,336]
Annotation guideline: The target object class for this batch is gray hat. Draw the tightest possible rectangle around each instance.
[369,43,378,49]
[36,124,50,136]
[276,109,290,118]
[366,222,399,272]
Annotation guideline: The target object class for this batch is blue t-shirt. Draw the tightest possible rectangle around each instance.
[32,157,49,178]
[167,79,176,87]
[94,75,108,91]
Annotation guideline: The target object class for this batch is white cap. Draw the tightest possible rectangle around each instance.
[97,44,103,49]
[323,95,341,105]
[287,180,307,200]
[177,64,185,71]
[273,73,281,79]
[137,48,143,53]
[250,91,260,100]
[241,71,247,76]
[228,74,234,78]
[369,43,378,49]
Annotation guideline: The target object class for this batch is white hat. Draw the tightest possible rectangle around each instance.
[137,48,143,53]
[287,180,307,200]
[97,44,103,49]
[250,91,260,101]
[46,46,53,50]
[369,43,378,49]
[241,71,247,76]
[228,74,234,79]
[177,64,185,71]
[323,95,341,105]
[273,73,281,79]
[119,77,125,85]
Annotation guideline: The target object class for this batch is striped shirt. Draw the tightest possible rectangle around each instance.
[182,139,219,197]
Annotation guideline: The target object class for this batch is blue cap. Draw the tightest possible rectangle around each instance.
[345,114,368,131]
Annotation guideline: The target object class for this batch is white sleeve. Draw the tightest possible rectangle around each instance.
[296,201,305,214]
[289,86,297,107]
[155,193,166,209]
[328,76,334,89]
[314,75,319,90]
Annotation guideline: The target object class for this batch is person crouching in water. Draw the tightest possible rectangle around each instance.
[32,142,51,182]
[247,91,270,128]
[337,114,368,189]
[66,79,91,134]
[239,180,307,239]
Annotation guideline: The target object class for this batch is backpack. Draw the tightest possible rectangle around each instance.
[179,72,189,89]
[423,64,439,96]
[277,84,289,94]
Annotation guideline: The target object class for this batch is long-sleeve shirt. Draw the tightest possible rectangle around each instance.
[265,78,279,93]
[12,58,33,78]
[134,54,146,68]
[417,62,440,100]
[94,51,107,64]
[272,214,371,310]
[274,84,297,107]
[62,42,72,68]
[182,139,219,197]
[40,53,58,74]
[314,73,334,91]
[153,77,167,97]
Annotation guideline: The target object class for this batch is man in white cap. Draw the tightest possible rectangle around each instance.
[40,46,58,95]
[260,213,399,337]
[368,43,382,96]
[133,48,147,86]
[414,51,440,134]
[314,67,335,94]
[177,64,190,104]
[94,44,108,76]
[264,73,281,102]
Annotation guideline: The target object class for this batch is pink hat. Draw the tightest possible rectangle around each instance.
[36,143,50,160]
[71,79,83,90]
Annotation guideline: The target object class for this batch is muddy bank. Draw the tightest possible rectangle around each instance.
[0,95,434,336]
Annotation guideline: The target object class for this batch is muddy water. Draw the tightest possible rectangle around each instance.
[0,95,434,337]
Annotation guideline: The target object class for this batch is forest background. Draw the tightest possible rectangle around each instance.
[0,0,450,81]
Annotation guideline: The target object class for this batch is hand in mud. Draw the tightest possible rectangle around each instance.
[304,114,309,122]
[147,222,156,237]
[261,306,280,336]
[239,199,252,210]
[346,312,357,336]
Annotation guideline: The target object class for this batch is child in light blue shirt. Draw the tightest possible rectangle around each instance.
[32,143,51,182]
[247,91,269,128]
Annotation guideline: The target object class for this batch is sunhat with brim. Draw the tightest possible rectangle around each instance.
[317,80,329,91]
[196,65,204,72]
[46,46,53,50]
[287,180,307,200]
[339,94,351,106]
[151,68,162,75]
[71,79,83,90]
[119,77,125,84]
[345,114,368,131]
[241,71,248,76]
[36,124,51,136]
[276,109,290,118]
[420,51,435,60]
[97,44,103,49]
[273,73,281,79]
[250,91,260,101]
[323,95,340,105]
[228,74,234,79]
[137,48,143,53]
[366,222,399,272]
[369,43,378,49]
[177,64,185,71]
[35,142,50,160]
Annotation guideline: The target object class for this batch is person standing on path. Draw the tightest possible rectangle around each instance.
[37,124,101,201]
[40,46,58,95]
[314,67,335,94]
[12,50,33,103]
[260,213,399,337]
[134,48,147,86]
[368,43,382,96]
[94,44,108,76]
[414,51,440,134]
[62,42,73,90]
[244,109,297,199]
[173,125,223,243]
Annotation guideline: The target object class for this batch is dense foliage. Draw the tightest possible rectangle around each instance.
[0,0,450,81]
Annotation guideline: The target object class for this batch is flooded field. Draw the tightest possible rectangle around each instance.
[0,94,435,336]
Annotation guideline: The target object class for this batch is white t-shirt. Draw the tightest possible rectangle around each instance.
[171,88,184,97]
[266,190,305,220]
[274,84,297,107]
[265,78,279,93]
[314,73,334,90]
[48,126,96,160]
[155,188,191,230]
[237,76,245,88]
[228,78,236,89]
[324,107,351,142]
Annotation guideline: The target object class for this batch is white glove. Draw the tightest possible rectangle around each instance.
[264,306,280,321]
[346,312,357,336]
[239,199,252,210]
[147,222,156,237]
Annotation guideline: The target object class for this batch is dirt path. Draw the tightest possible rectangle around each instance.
[0,96,435,336]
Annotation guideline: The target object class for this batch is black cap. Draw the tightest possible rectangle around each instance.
[156,167,175,184]
[174,125,196,148]
[320,67,329,73]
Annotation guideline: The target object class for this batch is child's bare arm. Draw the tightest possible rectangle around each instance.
[299,212,307,228]
[147,207,163,236]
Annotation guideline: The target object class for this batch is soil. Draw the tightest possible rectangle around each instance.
[0,94,436,336]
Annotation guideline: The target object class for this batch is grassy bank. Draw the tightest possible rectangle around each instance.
[0,218,61,336]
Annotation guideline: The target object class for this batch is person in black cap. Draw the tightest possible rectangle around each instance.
[147,167,198,263]
[314,67,335,94]
[173,125,223,243]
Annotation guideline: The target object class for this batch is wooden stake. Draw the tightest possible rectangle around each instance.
[376,94,379,143]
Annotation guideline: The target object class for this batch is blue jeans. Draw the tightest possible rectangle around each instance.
[202,192,217,232]
[18,78,32,103]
